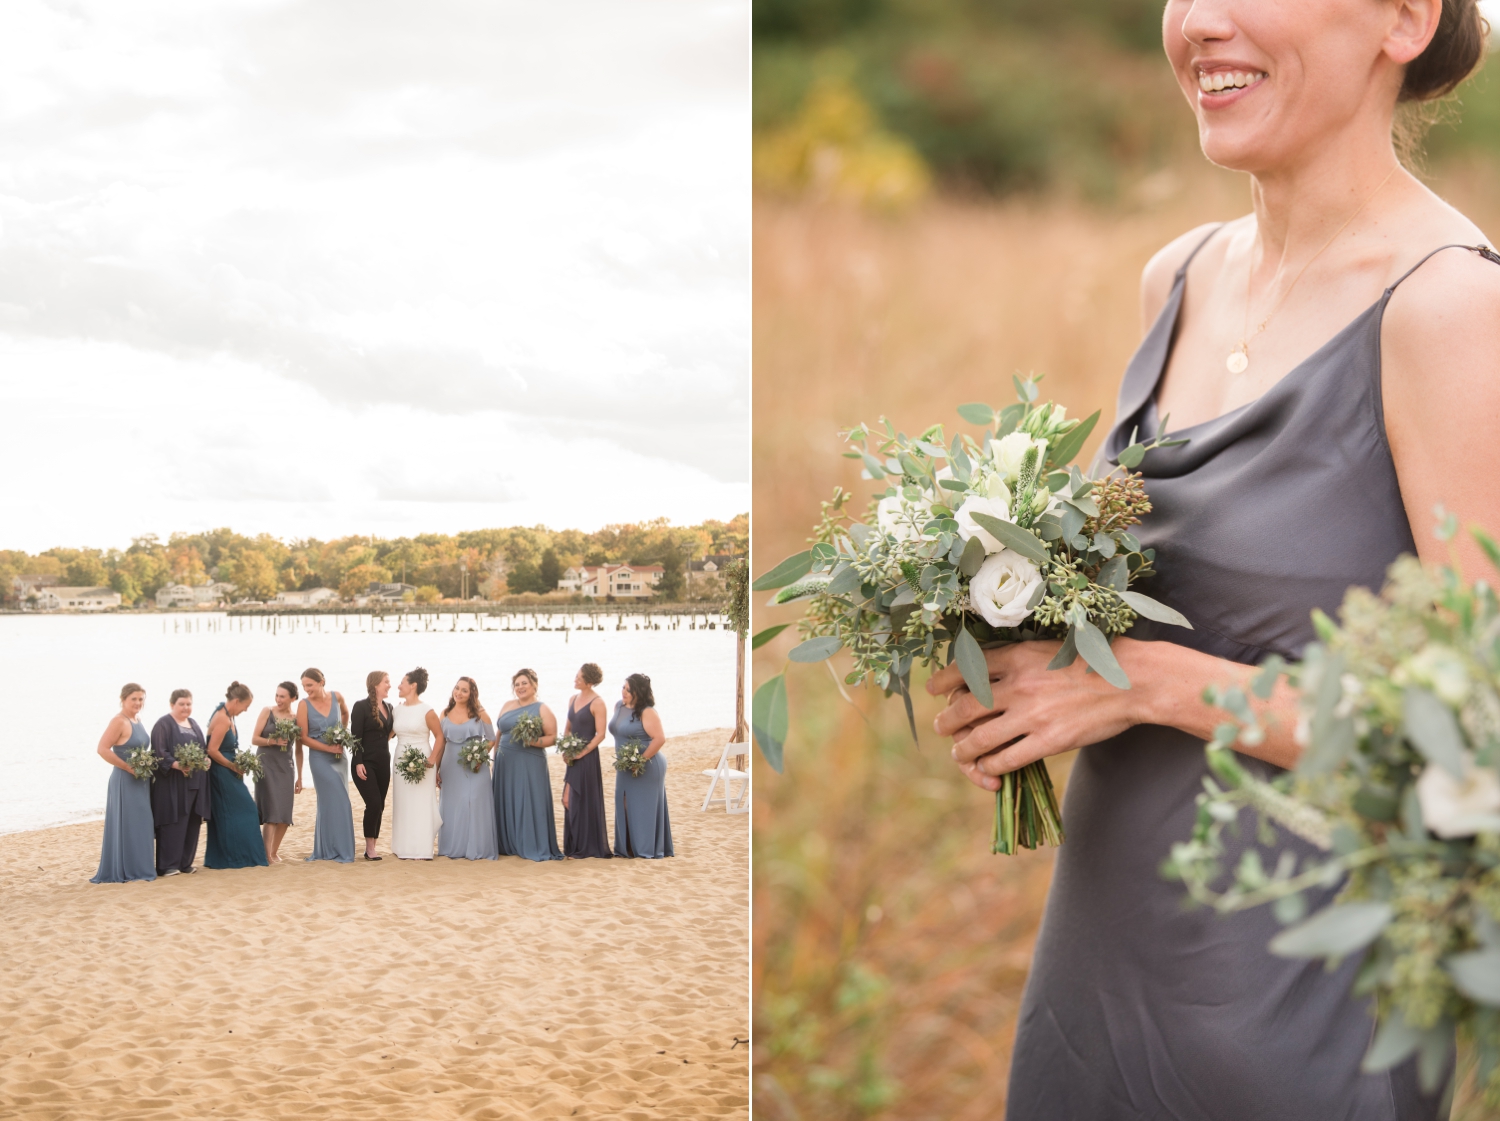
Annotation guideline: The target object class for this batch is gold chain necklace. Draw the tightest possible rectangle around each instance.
[1226,165,1398,375]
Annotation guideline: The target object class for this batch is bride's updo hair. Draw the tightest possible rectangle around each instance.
[404,667,429,695]
[1401,0,1489,102]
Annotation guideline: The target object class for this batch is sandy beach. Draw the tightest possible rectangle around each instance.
[0,730,749,1120]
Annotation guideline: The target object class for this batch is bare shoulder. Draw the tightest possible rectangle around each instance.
[1140,220,1238,330]
[1384,243,1500,395]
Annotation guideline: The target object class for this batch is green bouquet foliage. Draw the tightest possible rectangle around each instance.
[457,736,491,773]
[614,740,648,778]
[270,717,299,750]
[321,724,361,758]
[509,713,545,748]
[395,746,429,785]
[1167,521,1500,1100]
[125,743,157,781]
[232,750,264,782]
[174,741,210,776]
[754,376,1189,853]
[556,733,588,765]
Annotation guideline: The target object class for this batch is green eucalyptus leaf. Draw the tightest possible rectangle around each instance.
[957,403,995,426]
[1047,629,1079,670]
[1363,1011,1422,1073]
[1403,686,1466,779]
[1119,591,1192,629]
[861,452,887,478]
[751,624,790,650]
[826,564,864,597]
[1073,616,1131,689]
[789,636,843,663]
[1448,947,1500,1005]
[753,550,814,591]
[1096,556,1128,592]
[954,625,994,709]
[958,534,987,577]
[969,513,1050,565]
[751,674,787,773]
[1046,409,1101,467]
[1060,504,1087,541]
[1117,443,1146,470]
[1473,526,1500,571]
[1269,901,1392,959]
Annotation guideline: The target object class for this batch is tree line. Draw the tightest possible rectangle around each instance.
[0,515,747,606]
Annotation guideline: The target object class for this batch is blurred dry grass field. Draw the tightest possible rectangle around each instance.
[752,163,1500,1120]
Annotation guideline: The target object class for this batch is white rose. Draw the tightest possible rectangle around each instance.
[877,494,930,542]
[989,432,1048,483]
[1403,644,1471,707]
[968,549,1043,629]
[1416,752,1500,838]
[955,493,1014,554]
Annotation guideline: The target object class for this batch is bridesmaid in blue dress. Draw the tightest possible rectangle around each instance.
[436,676,498,860]
[493,668,562,862]
[91,682,157,884]
[297,667,355,863]
[610,673,673,859]
[204,682,268,869]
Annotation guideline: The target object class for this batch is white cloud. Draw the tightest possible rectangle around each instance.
[0,0,748,549]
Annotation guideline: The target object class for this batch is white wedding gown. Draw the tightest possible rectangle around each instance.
[391,702,441,859]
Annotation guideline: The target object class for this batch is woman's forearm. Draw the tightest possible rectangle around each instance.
[1123,638,1303,769]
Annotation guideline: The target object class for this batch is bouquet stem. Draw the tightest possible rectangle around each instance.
[991,761,1064,855]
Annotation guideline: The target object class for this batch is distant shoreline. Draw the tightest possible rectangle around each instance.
[0,602,732,618]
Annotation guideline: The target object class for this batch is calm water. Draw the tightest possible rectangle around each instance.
[0,611,738,833]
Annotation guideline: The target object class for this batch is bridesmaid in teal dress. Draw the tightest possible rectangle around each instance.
[298,667,355,863]
[610,673,673,859]
[205,681,269,869]
[493,668,562,861]
[91,682,157,884]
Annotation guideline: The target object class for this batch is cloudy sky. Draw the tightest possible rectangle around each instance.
[0,0,748,552]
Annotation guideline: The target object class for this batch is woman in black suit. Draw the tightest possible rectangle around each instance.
[150,688,212,876]
[350,670,396,860]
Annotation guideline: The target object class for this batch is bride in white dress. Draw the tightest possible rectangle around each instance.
[390,668,443,859]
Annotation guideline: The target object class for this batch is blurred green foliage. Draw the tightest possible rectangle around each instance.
[754,0,1500,199]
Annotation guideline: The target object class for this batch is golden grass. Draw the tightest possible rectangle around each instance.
[752,162,1500,1120]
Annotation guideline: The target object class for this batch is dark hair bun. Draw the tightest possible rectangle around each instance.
[226,681,252,702]
[279,680,299,701]
[406,667,429,695]
[1401,0,1488,102]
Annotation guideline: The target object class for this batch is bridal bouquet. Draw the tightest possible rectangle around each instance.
[126,743,158,781]
[174,742,210,776]
[556,732,588,765]
[754,377,1189,853]
[322,725,361,758]
[614,740,648,778]
[458,736,491,773]
[232,750,265,782]
[509,713,545,748]
[270,717,299,749]
[395,746,429,784]
[1167,524,1500,1099]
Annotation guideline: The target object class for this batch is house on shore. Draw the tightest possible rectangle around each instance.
[688,554,738,585]
[367,582,417,602]
[557,564,663,600]
[32,586,122,611]
[273,587,339,608]
[12,574,63,602]
[156,581,237,608]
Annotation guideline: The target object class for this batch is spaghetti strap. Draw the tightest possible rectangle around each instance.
[1174,222,1228,279]
[1387,243,1500,293]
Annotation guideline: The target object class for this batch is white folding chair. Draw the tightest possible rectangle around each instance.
[701,741,750,813]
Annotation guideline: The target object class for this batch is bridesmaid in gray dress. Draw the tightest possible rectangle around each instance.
[250,681,302,863]
[493,668,562,861]
[930,5,1500,1112]
[297,667,355,864]
[436,676,498,860]
[91,683,156,884]
[609,673,672,859]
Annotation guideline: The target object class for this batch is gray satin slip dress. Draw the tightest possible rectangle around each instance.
[1006,234,1500,1121]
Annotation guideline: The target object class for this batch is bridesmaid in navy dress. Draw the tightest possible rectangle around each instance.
[150,689,211,876]
[297,668,355,863]
[561,663,612,859]
[436,676,498,860]
[204,681,268,869]
[493,668,562,861]
[609,673,673,859]
[91,682,156,883]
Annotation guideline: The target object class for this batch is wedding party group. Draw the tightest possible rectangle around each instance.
[89,661,674,884]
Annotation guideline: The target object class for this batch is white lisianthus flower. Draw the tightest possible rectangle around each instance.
[989,432,1049,483]
[1416,752,1500,838]
[968,549,1044,628]
[955,493,1014,554]
[877,494,930,542]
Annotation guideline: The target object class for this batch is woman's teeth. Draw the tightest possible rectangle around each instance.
[1198,70,1267,93]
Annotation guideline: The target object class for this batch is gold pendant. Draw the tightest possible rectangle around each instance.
[1226,349,1249,374]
